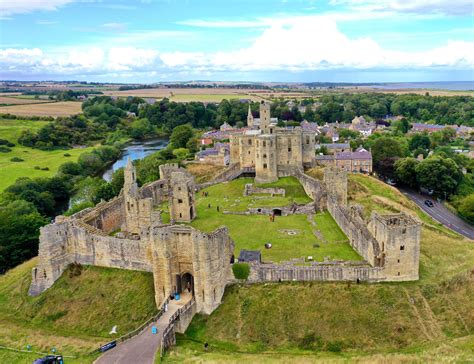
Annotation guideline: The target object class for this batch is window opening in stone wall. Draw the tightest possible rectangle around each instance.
[400,245,405,250]
[248,139,252,145]
[263,163,267,169]
[178,199,183,203]
[179,213,182,218]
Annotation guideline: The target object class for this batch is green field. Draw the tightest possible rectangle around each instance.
[187,177,360,262]
[0,259,157,363]
[0,118,94,191]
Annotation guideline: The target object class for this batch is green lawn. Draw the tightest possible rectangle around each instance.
[0,118,94,191]
[185,177,360,262]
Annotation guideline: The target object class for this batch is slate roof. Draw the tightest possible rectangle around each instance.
[238,250,261,262]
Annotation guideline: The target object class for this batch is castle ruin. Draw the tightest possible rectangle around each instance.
[30,111,421,317]
[29,160,234,315]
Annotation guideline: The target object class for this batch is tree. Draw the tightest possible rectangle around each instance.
[0,200,48,273]
[371,137,404,176]
[393,118,410,134]
[415,156,462,197]
[457,194,474,223]
[170,124,193,148]
[394,158,419,188]
[409,134,431,151]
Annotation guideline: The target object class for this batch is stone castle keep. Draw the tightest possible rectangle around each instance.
[230,101,316,183]
[30,103,421,316]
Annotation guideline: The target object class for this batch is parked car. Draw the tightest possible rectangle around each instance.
[424,200,434,207]
[33,355,63,364]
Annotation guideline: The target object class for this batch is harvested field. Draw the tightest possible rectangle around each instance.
[103,88,265,102]
[0,96,53,106]
[0,101,83,117]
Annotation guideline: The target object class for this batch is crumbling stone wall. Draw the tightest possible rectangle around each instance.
[29,217,153,296]
[248,261,386,282]
[327,198,381,267]
[243,184,285,197]
[80,196,124,234]
[294,170,327,210]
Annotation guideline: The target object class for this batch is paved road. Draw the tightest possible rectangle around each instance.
[95,294,191,364]
[400,188,474,241]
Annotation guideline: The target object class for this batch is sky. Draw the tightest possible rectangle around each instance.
[0,0,473,83]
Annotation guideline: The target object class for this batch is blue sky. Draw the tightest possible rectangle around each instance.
[0,0,473,83]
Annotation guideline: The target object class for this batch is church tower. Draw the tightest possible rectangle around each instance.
[247,104,254,128]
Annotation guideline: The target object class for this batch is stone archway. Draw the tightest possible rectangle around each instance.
[180,272,194,296]
[273,208,282,216]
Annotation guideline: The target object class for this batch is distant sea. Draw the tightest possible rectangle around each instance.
[371,81,473,91]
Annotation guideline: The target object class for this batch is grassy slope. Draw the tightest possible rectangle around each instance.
[0,118,94,191]
[166,174,474,362]
[188,177,360,262]
[0,258,157,362]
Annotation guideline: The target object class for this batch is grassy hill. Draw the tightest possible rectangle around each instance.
[0,259,157,363]
[165,174,474,362]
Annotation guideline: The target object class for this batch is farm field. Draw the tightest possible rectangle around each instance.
[0,101,83,117]
[0,118,93,191]
[186,177,360,262]
[0,96,53,106]
[103,87,265,102]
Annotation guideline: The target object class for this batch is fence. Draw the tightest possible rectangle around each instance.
[160,297,196,358]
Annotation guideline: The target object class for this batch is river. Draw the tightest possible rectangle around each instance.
[102,138,168,181]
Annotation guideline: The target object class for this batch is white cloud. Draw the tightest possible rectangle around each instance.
[0,0,76,17]
[1,17,473,78]
[330,0,474,15]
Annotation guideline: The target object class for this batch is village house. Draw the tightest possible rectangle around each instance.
[315,147,372,173]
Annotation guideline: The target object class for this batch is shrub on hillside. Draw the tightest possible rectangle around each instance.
[10,157,24,162]
[0,139,15,147]
[232,263,250,280]
[0,145,12,153]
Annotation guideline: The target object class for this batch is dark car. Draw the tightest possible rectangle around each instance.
[424,200,434,207]
[33,355,63,364]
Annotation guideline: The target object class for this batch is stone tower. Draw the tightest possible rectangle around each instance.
[123,158,153,234]
[255,134,278,184]
[302,130,316,167]
[259,100,271,133]
[369,213,421,281]
[323,166,347,205]
[169,170,196,223]
[247,104,254,128]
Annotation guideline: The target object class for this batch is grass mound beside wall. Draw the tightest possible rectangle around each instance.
[0,258,157,358]
[167,273,474,362]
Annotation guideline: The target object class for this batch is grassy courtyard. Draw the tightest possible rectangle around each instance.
[0,118,94,191]
[186,177,360,263]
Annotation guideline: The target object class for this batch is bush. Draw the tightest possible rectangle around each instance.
[0,146,12,153]
[327,341,343,353]
[41,167,50,171]
[34,166,40,170]
[0,139,14,147]
[64,153,71,157]
[10,157,24,162]
[232,263,250,280]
